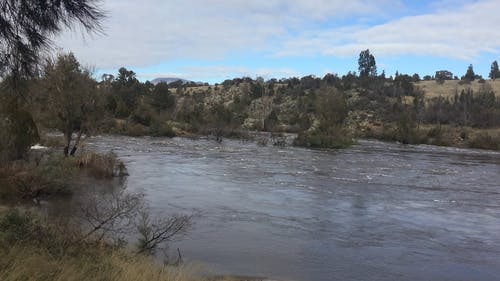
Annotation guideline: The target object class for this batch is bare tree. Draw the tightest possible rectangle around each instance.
[78,189,142,243]
[76,187,191,253]
[136,210,191,254]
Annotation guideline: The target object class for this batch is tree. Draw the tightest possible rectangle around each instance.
[435,70,452,84]
[0,0,104,161]
[41,53,102,156]
[463,64,475,81]
[490,61,500,80]
[110,67,142,117]
[0,0,104,78]
[152,83,175,111]
[358,49,377,78]
[411,73,420,82]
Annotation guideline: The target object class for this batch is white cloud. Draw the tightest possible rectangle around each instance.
[55,0,402,69]
[55,0,500,79]
[277,0,500,60]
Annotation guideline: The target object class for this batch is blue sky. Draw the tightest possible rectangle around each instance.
[57,0,500,84]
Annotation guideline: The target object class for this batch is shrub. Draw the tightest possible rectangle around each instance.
[468,132,500,150]
[125,123,148,136]
[149,121,176,138]
[0,209,202,281]
[294,130,353,149]
[0,154,73,199]
[0,151,127,199]
[76,152,127,178]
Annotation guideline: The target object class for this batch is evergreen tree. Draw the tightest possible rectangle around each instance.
[463,64,475,81]
[358,49,377,78]
[490,61,499,80]
[0,0,104,77]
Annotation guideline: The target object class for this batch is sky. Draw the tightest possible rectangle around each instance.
[56,0,500,84]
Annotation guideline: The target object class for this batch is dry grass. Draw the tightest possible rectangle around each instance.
[0,245,210,281]
[76,152,127,178]
[416,80,500,99]
[0,209,220,281]
[0,151,126,199]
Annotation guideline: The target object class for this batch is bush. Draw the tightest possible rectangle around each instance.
[124,123,148,136]
[468,132,500,150]
[294,130,353,149]
[0,154,74,199]
[0,209,202,281]
[149,121,176,138]
[76,152,127,178]
[0,110,39,163]
[0,151,127,199]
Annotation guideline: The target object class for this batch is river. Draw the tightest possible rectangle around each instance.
[84,135,500,281]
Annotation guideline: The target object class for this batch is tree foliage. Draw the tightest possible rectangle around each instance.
[490,61,500,80]
[0,0,104,162]
[151,82,175,111]
[108,67,142,117]
[0,0,104,78]
[358,49,377,78]
[41,52,102,156]
[463,64,475,81]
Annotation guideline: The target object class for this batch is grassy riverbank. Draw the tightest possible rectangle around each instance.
[0,144,281,281]
[0,148,214,281]
[0,209,211,281]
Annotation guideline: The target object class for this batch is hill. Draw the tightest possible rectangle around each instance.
[416,80,500,99]
[150,77,204,85]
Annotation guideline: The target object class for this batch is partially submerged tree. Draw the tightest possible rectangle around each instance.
[41,52,102,156]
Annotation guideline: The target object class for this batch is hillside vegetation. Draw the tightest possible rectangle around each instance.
[416,80,500,99]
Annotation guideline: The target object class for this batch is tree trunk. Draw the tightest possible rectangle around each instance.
[63,131,72,156]
[70,131,83,156]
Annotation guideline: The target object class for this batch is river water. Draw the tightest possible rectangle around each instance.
[85,135,500,281]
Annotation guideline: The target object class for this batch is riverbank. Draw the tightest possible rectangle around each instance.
[0,147,274,281]
[0,209,211,281]
[99,119,500,151]
[359,123,500,150]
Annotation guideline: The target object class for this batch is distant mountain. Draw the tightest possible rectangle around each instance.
[150,77,204,85]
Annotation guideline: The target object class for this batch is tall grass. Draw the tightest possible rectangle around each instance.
[0,246,207,281]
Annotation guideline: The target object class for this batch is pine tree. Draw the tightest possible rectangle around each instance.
[463,64,475,81]
[0,0,104,78]
[490,61,499,80]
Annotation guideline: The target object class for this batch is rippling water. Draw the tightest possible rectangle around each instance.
[85,136,500,281]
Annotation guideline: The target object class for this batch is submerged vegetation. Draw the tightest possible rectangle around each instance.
[0,150,125,200]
